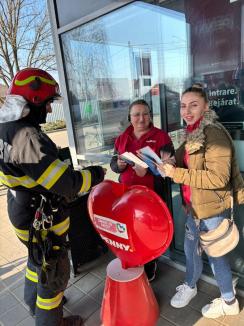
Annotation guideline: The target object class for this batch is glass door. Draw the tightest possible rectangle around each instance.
[154,0,244,289]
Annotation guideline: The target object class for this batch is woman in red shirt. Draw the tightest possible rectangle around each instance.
[110,99,174,281]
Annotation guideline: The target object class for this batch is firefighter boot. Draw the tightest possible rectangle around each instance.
[61,315,84,325]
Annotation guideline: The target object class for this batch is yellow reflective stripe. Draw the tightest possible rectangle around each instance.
[15,76,56,86]
[19,175,38,187]
[79,170,91,193]
[36,292,63,310]
[41,230,48,240]
[26,267,38,283]
[50,217,70,236]
[13,218,69,242]
[13,227,37,243]
[0,172,38,188]
[36,159,68,190]
[14,227,29,241]
[0,172,19,187]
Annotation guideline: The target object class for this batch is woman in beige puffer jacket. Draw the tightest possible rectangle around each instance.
[158,84,244,319]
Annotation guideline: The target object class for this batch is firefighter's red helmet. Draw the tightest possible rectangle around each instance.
[8,68,60,105]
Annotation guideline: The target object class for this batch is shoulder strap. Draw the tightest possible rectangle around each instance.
[230,190,234,221]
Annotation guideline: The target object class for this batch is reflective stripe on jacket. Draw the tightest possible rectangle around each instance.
[0,120,91,197]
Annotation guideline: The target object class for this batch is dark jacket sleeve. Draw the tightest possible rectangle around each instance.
[83,166,105,187]
[110,149,123,173]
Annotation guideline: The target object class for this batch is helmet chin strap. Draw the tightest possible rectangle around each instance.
[39,105,48,124]
[26,103,47,126]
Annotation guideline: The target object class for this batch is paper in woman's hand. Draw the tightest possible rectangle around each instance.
[136,152,159,176]
[138,146,175,177]
[139,146,162,163]
[120,152,147,168]
[138,147,163,176]
[119,156,135,166]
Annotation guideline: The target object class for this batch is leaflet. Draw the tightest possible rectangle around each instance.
[120,152,148,168]
[137,146,163,176]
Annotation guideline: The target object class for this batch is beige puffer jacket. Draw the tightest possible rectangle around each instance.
[173,110,244,219]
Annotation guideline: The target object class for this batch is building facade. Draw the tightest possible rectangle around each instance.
[47,0,244,291]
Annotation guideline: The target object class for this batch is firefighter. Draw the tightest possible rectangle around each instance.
[0,68,105,326]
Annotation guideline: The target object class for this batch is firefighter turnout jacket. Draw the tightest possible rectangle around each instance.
[0,95,104,325]
[0,95,104,232]
[0,95,103,214]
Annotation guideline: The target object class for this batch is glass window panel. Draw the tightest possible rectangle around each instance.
[147,0,244,284]
[142,56,151,76]
[143,78,151,86]
[62,1,188,155]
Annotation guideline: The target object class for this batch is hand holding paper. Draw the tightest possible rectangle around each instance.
[156,162,175,178]
[117,156,129,169]
[132,164,148,177]
[120,152,148,168]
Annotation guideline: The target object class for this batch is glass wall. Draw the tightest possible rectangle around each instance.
[61,1,188,153]
[61,0,244,287]
[158,0,244,287]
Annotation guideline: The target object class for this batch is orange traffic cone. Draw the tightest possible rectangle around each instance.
[101,258,159,326]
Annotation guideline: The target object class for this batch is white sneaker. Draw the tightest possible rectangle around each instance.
[170,284,197,308]
[202,297,239,319]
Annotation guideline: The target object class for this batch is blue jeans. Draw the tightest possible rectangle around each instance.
[184,211,235,301]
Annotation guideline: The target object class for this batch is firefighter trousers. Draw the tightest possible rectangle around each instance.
[24,250,70,326]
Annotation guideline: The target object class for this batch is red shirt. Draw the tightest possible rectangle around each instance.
[115,124,172,189]
[182,117,203,205]
[182,151,191,205]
